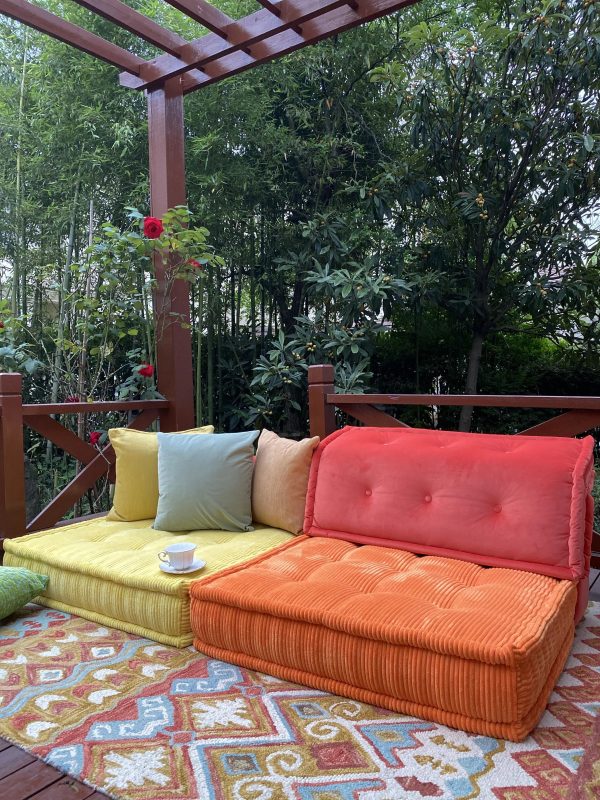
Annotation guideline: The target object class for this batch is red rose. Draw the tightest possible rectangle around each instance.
[0,321,4,329]
[89,431,102,446]
[138,363,155,378]
[65,395,80,403]
[143,217,164,239]
[186,259,204,270]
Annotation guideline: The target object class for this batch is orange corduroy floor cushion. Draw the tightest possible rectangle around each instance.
[190,536,577,742]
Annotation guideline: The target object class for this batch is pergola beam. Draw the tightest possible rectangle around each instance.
[255,0,283,14]
[0,0,146,74]
[72,0,189,57]
[162,0,234,37]
[0,0,418,93]
[119,0,363,91]
[177,0,419,94]
[254,0,304,35]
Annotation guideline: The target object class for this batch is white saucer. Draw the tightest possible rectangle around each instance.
[159,559,206,575]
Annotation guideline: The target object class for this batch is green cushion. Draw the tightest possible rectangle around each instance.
[0,566,49,619]
[154,431,259,533]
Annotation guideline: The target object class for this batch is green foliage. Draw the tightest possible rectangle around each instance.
[367,0,599,405]
[0,342,41,375]
[0,0,598,465]
[93,206,219,282]
[238,209,412,431]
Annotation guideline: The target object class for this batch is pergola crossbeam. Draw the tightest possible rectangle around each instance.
[162,0,234,37]
[255,0,283,14]
[178,0,418,94]
[0,0,146,74]
[72,0,188,57]
[255,0,304,35]
[0,0,416,92]
[120,0,380,91]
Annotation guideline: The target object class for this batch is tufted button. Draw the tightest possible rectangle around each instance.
[424,494,432,503]
[365,488,372,497]
[494,504,502,513]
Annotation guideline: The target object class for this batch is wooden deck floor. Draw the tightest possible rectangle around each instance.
[0,738,109,800]
[1,575,599,800]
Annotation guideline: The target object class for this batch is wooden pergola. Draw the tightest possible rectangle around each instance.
[0,0,417,431]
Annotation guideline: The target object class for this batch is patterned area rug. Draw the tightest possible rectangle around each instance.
[0,603,598,800]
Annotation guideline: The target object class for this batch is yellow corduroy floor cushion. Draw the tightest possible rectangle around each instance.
[3,517,292,647]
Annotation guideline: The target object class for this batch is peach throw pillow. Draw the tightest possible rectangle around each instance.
[251,429,320,535]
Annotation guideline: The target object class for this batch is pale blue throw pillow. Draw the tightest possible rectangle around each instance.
[153,430,259,532]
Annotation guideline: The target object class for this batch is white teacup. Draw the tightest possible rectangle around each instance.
[158,542,196,570]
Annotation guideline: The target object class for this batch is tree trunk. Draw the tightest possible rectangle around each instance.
[12,29,28,318]
[77,196,94,437]
[260,285,266,349]
[74,198,94,515]
[206,263,214,425]
[414,302,421,394]
[32,275,41,333]
[267,299,273,338]
[235,262,242,334]
[24,455,40,523]
[458,330,485,432]
[260,212,266,353]
[216,264,223,427]
[195,276,204,425]
[50,176,80,401]
[229,260,236,338]
[250,218,256,363]
[47,174,80,463]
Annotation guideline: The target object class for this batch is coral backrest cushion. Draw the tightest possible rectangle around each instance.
[304,427,594,618]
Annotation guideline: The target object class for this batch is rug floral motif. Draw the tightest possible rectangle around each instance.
[0,603,599,800]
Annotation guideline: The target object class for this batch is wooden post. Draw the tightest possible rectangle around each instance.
[147,77,194,432]
[308,364,336,439]
[0,373,26,550]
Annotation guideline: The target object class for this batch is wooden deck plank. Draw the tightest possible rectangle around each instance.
[0,744,36,779]
[0,739,110,799]
[30,777,99,799]
[0,759,63,799]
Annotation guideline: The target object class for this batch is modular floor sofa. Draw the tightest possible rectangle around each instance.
[189,426,595,742]
[3,422,596,742]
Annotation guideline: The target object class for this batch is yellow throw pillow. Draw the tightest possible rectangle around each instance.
[107,426,214,522]
[251,429,320,535]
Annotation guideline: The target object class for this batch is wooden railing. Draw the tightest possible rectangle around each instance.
[2,364,599,571]
[0,373,169,547]
[308,364,600,569]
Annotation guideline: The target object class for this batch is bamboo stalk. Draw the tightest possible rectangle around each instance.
[206,262,214,425]
[216,261,223,427]
[12,28,28,318]
[195,273,204,425]
[250,215,256,363]
[75,195,95,508]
